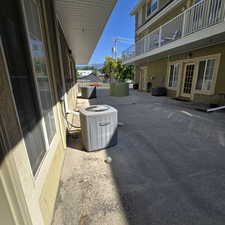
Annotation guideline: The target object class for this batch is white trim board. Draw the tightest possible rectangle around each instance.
[124,22,225,65]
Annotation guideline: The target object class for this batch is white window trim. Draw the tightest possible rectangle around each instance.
[194,58,218,94]
[193,54,221,95]
[167,63,181,90]
[168,53,221,98]
[181,63,196,98]
[21,0,58,178]
[198,59,211,91]
[146,0,159,20]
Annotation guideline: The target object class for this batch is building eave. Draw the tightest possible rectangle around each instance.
[130,0,145,16]
[55,0,117,64]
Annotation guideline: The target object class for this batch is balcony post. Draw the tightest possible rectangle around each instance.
[182,11,186,37]
[159,27,162,47]
[143,37,146,54]
[223,0,225,22]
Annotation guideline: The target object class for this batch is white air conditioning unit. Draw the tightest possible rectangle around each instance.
[80,105,118,151]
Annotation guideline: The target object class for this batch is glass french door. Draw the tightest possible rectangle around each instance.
[181,63,195,98]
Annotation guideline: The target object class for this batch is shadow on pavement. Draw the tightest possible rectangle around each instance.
[88,87,225,225]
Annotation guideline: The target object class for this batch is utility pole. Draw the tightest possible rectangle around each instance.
[112,37,134,61]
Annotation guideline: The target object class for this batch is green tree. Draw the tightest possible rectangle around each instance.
[102,56,118,81]
[116,59,134,81]
[102,56,134,82]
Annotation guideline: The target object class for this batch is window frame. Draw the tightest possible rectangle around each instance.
[167,63,181,90]
[21,0,58,175]
[146,0,159,18]
[194,54,221,95]
[168,54,221,98]
[195,59,215,91]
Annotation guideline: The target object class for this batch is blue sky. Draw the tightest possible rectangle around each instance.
[89,0,137,64]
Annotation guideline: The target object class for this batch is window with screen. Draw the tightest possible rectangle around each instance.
[24,0,56,144]
[168,64,179,88]
[147,0,158,16]
[196,59,216,91]
[0,0,47,175]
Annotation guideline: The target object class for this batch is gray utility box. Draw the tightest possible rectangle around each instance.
[80,105,118,152]
[80,86,96,99]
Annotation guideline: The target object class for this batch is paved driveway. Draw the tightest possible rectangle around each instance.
[52,88,225,225]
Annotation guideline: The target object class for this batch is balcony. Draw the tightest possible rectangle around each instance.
[122,0,225,64]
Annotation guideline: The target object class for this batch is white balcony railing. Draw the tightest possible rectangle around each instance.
[122,0,225,63]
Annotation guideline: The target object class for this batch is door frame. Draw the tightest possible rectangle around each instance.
[139,66,148,91]
[180,62,196,99]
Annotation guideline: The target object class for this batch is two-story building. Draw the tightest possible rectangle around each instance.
[0,1,116,225]
[123,0,225,105]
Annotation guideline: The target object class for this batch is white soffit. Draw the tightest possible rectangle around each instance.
[55,0,117,64]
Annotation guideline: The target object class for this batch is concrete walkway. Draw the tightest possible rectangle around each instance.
[52,88,225,225]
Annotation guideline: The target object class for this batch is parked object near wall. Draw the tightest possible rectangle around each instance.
[152,87,167,96]
[80,105,118,151]
[147,82,152,92]
[80,86,97,99]
[133,83,139,89]
[110,82,129,97]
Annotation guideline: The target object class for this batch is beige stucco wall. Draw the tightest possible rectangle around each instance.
[147,58,168,87]
[136,58,168,90]
[67,83,78,111]
[0,179,16,225]
[39,141,64,225]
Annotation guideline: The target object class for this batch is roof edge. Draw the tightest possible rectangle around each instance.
[130,0,145,16]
